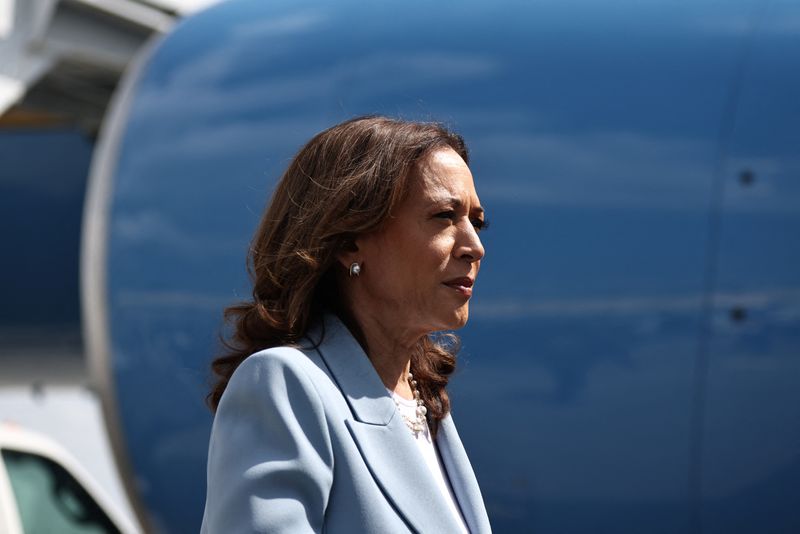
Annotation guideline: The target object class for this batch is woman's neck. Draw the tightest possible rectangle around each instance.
[344,308,421,400]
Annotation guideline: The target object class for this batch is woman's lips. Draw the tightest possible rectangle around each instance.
[443,277,474,297]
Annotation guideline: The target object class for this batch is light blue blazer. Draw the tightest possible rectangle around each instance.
[200,313,492,533]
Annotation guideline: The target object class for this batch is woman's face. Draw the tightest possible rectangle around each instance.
[347,147,486,339]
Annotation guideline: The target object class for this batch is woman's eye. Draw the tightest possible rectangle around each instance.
[471,218,489,232]
[434,211,488,231]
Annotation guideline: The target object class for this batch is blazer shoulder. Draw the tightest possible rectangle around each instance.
[237,344,313,372]
[227,345,319,388]
[203,345,335,533]
[217,345,329,417]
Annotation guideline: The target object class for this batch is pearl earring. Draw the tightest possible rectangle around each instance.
[349,262,361,277]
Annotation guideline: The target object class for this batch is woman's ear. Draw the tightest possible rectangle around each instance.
[335,237,360,270]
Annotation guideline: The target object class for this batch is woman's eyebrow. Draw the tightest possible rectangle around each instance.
[429,196,485,215]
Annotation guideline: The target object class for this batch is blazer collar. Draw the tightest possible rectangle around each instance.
[303,312,395,425]
[302,313,491,534]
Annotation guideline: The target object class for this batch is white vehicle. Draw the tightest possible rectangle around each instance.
[0,422,138,534]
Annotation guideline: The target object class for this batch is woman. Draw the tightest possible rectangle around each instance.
[201,115,492,533]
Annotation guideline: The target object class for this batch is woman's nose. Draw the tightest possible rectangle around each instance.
[456,222,485,262]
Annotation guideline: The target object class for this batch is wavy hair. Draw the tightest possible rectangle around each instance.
[207,115,469,438]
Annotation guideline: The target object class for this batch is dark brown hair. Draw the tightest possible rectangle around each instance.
[207,115,469,438]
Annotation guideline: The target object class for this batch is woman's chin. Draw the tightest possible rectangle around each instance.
[442,306,470,331]
[414,305,471,335]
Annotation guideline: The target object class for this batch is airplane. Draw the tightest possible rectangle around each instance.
[4,0,800,532]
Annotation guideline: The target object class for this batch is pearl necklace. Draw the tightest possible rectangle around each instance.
[391,372,428,436]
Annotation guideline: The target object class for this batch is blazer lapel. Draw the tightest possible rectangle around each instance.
[304,314,466,534]
[436,414,493,534]
[345,417,460,533]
